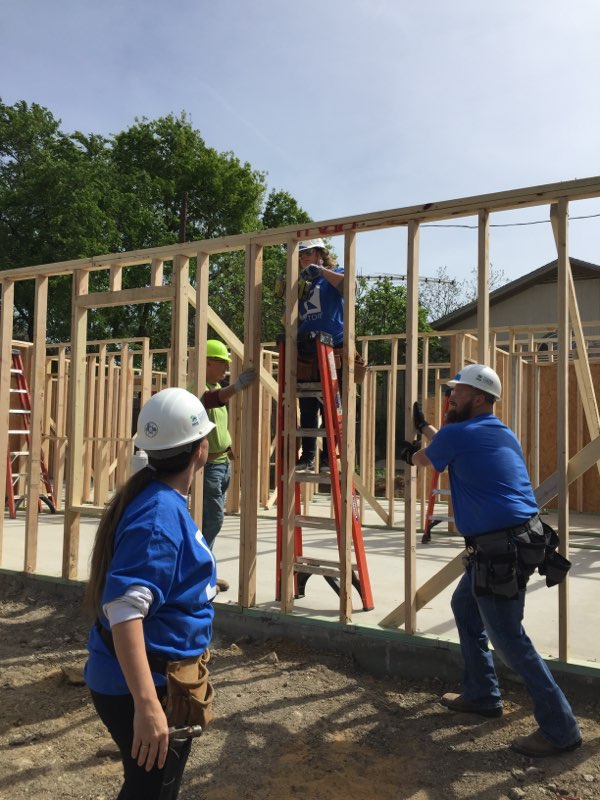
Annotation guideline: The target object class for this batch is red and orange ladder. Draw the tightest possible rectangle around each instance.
[5,349,56,518]
[275,333,374,610]
[421,389,453,543]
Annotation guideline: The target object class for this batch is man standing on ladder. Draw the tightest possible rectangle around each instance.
[200,340,256,591]
[400,364,581,758]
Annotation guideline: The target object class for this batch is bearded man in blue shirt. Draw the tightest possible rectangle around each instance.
[401,364,581,759]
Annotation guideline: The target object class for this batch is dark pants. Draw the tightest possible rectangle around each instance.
[90,688,191,800]
[298,366,342,463]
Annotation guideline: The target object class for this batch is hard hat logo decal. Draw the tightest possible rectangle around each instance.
[144,421,158,438]
[190,414,199,427]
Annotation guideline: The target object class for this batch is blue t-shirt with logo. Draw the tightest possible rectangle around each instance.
[299,267,344,346]
[85,481,216,694]
[425,414,538,536]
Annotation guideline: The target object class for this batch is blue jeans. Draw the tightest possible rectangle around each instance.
[202,461,231,549]
[452,564,581,748]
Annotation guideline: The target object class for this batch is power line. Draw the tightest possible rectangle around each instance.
[423,212,600,230]
[358,273,456,285]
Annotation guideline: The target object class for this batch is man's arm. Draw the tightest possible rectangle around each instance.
[413,400,438,441]
[202,368,257,407]
[412,447,434,468]
[321,268,344,292]
[302,264,344,293]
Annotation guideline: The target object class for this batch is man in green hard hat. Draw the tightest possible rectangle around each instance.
[201,340,256,591]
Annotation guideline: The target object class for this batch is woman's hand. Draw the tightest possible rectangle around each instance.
[300,263,323,281]
[132,696,170,771]
[111,618,171,771]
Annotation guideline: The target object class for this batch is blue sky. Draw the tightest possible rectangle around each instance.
[3,0,600,285]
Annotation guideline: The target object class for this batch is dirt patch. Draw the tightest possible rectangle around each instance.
[1,578,599,800]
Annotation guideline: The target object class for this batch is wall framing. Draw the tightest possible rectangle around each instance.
[1,176,599,668]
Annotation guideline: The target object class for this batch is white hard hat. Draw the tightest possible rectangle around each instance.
[299,238,325,251]
[447,364,502,400]
[135,388,215,453]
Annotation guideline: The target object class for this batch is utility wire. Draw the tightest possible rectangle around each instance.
[358,273,455,285]
[423,212,600,230]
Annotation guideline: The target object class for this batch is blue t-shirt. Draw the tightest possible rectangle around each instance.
[425,414,538,536]
[85,481,216,694]
[299,267,344,346]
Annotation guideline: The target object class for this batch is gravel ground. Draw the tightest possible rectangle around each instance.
[1,577,599,800]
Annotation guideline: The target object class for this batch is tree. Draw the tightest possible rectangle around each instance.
[0,100,123,339]
[419,264,508,323]
[207,189,314,344]
[356,277,432,365]
[110,113,267,248]
[418,266,462,323]
[0,103,274,344]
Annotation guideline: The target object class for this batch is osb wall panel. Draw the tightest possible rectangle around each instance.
[538,362,600,512]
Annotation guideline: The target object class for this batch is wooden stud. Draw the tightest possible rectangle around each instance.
[63,270,88,579]
[477,210,490,363]
[281,239,300,612]
[239,243,263,608]
[554,199,570,661]
[171,255,190,388]
[52,346,68,512]
[110,263,123,292]
[260,351,273,507]
[94,344,109,507]
[191,251,209,524]
[0,279,15,550]
[404,221,420,633]
[227,356,242,515]
[24,276,48,572]
[83,355,96,502]
[386,343,398,525]
[151,258,164,287]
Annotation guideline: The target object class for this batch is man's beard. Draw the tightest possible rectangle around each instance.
[445,400,474,424]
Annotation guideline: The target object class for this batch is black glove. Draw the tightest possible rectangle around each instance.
[399,439,420,466]
[300,263,323,281]
[413,401,430,433]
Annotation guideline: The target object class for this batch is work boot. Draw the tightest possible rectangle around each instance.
[440,692,503,718]
[295,456,315,473]
[511,729,582,758]
[216,578,230,593]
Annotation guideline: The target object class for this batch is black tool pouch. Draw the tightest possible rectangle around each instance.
[537,522,572,587]
[539,551,572,587]
[514,517,547,577]
[470,534,519,599]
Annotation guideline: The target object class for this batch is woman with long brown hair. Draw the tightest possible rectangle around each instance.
[296,238,344,472]
[84,387,217,800]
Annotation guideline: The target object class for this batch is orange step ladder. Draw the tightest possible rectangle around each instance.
[5,349,56,518]
[275,333,374,610]
[421,389,453,543]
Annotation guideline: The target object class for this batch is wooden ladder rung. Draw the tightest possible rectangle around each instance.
[294,473,331,484]
[294,515,337,530]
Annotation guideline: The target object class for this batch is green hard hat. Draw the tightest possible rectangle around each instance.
[206,339,231,362]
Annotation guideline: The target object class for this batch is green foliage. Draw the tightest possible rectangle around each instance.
[204,191,313,343]
[0,101,123,338]
[0,102,272,343]
[356,277,432,365]
[1,100,450,356]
